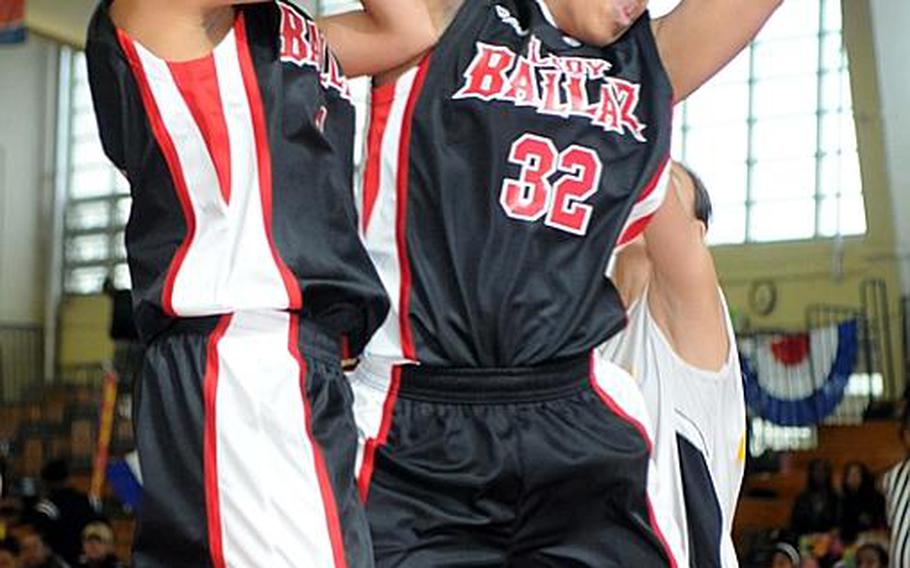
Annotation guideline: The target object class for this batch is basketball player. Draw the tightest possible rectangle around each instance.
[85,1,434,566]
[350,0,778,566]
[602,162,746,567]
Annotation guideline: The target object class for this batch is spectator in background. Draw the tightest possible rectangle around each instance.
[855,543,889,568]
[75,523,120,568]
[29,460,97,566]
[882,409,910,568]
[770,541,801,568]
[10,525,68,568]
[0,537,19,568]
[792,459,840,536]
[839,462,886,543]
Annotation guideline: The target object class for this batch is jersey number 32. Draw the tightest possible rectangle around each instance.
[500,133,603,236]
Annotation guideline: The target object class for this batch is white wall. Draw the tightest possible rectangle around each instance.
[0,36,57,324]
[869,1,910,295]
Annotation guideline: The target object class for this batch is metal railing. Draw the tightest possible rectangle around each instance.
[0,324,44,404]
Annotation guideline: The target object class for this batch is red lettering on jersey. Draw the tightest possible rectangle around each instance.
[589,84,622,134]
[326,52,347,94]
[503,57,540,107]
[305,18,324,67]
[454,42,516,100]
[278,4,309,64]
[612,79,646,141]
[539,69,568,116]
[453,34,646,142]
[564,72,589,115]
[585,60,610,79]
[526,36,551,67]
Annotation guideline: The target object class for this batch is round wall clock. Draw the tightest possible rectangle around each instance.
[749,279,778,316]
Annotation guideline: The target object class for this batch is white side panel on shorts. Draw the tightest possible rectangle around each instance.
[590,356,688,567]
[214,310,335,567]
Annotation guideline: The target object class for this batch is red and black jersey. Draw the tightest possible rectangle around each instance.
[359,0,673,367]
[86,0,388,353]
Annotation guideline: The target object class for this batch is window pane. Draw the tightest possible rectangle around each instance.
[839,193,867,235]
[821,32,845,71]
[753,75,818,118]
[70,166,115,199]
[818,195,837,236]
[685,160,748,205]
[71,111,99,138]
[66,234,110,264]
[752,115,817,160]
[819,151,862,196]
[113,263,132,290]
[114,232,127,261]
[686,82,749,126]
[752,158,817,201]
[823,0,842,32]
[756,0,820,41]
[753,38,820,78]
[820,112,857,154]
[116,197,132,226]
[64,266,108,294]
[820,71,851,112]
[708,203,747,245]
[685,123,749,163]
[750,199,816,241]
[66,201,111,231]
[71,138,110,167]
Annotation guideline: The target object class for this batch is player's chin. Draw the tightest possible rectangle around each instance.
[579,21,634,47]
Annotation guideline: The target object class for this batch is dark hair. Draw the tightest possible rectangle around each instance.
[679,163,712,229]
[842,461,876,494]
[857,542,889,566]
[40,458,70,484]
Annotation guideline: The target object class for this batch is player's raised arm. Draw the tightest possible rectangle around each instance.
[318,0,437,78]
[643,163,728,369]
[651,0,782,102]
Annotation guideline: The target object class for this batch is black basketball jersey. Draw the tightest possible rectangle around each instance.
[359,0,673,367]
[86,0,389,353]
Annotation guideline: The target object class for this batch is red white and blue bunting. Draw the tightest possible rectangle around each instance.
[0,0,26,45]
[739,319,859,427]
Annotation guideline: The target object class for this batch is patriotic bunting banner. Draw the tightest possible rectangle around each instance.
[739,319,859,427]
[0,0,25,45]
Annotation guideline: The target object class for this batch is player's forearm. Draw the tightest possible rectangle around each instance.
[320,0,437,78]
[652,0,782,102]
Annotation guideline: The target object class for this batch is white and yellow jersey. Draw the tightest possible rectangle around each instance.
[600,286,747,568]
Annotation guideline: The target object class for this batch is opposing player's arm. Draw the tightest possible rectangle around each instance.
[651,0,782,102]
[645,164,728,370]
[319,0,437,77]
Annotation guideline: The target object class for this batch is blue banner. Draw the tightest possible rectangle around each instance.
[741,319,859,427]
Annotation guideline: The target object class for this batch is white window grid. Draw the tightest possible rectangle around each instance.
[672,0,866,245]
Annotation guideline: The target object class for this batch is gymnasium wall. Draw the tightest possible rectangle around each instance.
[0,35,56,325]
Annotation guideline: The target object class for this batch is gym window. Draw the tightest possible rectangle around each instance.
[60,48,130,295]
[671,0,866,245]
